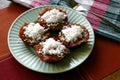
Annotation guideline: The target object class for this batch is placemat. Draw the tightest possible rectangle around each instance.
[0,56,88,80]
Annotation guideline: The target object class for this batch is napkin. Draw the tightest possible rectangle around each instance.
[13,0,120,42]
[0,0,11,9]
[75,0,120,42]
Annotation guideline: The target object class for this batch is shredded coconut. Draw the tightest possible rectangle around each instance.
[42,38,66,57]
[24,23,45,43]
[62,25,83,43]
[41,9,67,23]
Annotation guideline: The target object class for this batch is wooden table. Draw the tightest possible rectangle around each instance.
[0,3,120,80]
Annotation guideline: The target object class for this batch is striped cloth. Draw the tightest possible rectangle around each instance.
[13,0,120,42]
[75,0,120,42]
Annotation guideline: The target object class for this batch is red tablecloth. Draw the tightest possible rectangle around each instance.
[0,3,120,80]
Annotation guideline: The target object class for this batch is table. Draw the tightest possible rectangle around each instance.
[0,2,120,80]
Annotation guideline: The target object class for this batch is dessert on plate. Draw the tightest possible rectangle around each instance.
[34,38,70,62]
[58,24,89,48]
[38,8,68,30]
[18,8,90,62]
[19,22,50,46]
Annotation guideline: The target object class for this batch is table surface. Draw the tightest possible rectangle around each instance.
[0,3,120,80]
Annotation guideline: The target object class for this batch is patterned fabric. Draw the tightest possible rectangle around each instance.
[13,0,120,42]
[13,0,50,8]
[74,0,120,42]
[30,0,50,8]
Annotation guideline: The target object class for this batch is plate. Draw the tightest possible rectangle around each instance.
[8,5,94,73]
